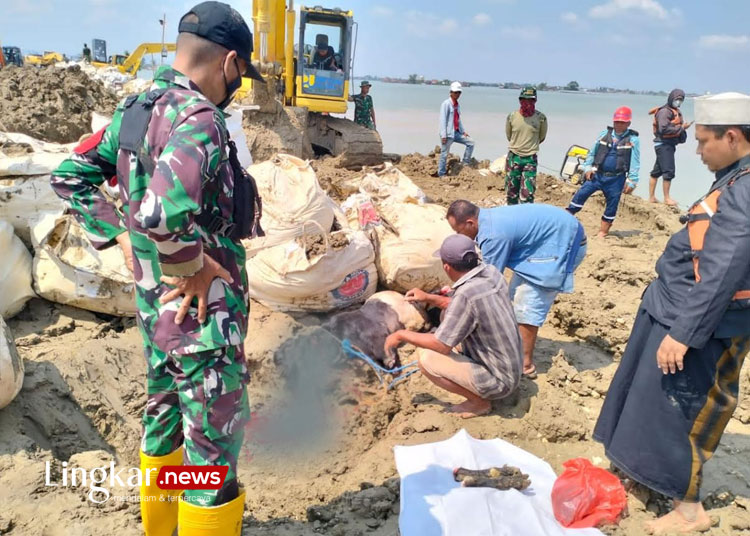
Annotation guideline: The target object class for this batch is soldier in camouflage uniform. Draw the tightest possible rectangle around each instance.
[50,3,264,535]
[349,80,376,130]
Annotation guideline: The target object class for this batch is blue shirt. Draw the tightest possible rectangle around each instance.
[583,129,641,187]
[477,204,585,291]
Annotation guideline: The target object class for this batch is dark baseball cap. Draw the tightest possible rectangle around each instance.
[179,1,264,81]
[433,234,479,265]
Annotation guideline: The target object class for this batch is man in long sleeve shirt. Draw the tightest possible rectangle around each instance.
[505,86,548,204]
[566,106,640,237]
[50,3,265,534]
[594,92,750,535]
[437,81,475,177]
[649,88,693,206]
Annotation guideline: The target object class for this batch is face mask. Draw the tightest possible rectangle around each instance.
[217,57,243,110]
[673,99,683,108]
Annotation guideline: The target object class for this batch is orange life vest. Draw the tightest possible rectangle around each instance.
[649,105,683,138]
[685,168,750,301]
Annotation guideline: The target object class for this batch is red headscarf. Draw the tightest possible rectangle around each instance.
[520,99,536,118]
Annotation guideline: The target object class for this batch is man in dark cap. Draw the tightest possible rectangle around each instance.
[349,80,376,130]
[51,2,263,534]
[505,85,548,204]
[384,234,522,419]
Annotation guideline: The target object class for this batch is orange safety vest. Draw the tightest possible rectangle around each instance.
[686,168,750,301]
[649,105,683,138]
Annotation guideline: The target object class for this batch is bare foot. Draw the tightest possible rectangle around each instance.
[649,197,659,203]
[597,231,608,238]
[447,399,491,419]
[664,198,679,207]
[644,507,712,534]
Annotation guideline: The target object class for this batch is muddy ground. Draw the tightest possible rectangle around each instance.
[0,65,118,144]
[1,151,750,536]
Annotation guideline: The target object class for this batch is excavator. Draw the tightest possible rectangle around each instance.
[240,1,383,166]
[24,51,65,66]
[91,42,176,76]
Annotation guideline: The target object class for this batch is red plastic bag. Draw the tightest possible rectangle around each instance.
[551,458,627,528]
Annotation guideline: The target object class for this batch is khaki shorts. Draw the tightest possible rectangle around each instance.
[417,348,484,397]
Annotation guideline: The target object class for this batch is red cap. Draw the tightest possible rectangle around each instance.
[613,106,632,122]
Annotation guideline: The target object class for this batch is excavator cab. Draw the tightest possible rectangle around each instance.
[296,6,353,111]
[1,47,24,67]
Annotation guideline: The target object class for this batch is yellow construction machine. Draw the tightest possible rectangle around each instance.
[241,1,382,165]
[24,51,65,66]
[91,42,176,76]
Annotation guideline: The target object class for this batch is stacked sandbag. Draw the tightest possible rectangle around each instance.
[244,154,338,255]
[0,221,35,318]
[0,316,24,410]
[0,132,68,243]
[31,214,136,316]
[372,200,453,293]
[247,220,377,312]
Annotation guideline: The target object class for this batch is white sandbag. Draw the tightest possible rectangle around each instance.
[0,221,35,318]
[121,77,152,96]
[366,291,429,332]
[0,175,65,244]
[0,133,75,177]
[358,163,427,204]
[244,154,337,255]
[0,316,24,410]
[247,221,377,312]
[31,215,136,316]
[489,155,507,175]
[374,201,453,293]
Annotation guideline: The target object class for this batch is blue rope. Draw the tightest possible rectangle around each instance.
[341,339,419,389]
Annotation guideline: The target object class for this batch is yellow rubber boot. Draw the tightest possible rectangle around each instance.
[140,448,183,536]
[178,488,246,536]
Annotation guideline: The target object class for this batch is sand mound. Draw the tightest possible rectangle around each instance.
[0,64,119,143]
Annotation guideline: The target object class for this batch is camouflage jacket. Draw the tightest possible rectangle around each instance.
[51,66,248,356]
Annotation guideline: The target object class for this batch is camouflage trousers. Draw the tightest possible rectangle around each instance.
[141,343,250,506]
[505,152,538,204]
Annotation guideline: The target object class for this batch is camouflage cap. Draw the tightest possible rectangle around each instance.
[519,86,537,100]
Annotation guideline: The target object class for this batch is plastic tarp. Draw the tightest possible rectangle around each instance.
[0,221,35,318]
[395,430,604,536]
[31,214,136,316]
[0,316,24,410]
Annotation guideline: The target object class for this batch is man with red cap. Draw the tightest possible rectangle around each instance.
[566,106,640,237]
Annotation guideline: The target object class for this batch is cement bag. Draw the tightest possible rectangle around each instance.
[374,201,453,293]
[0,316,24,410]
[244,154,337,255]
[0,176,65,243]
[0,133,75,177]
[247,221,377,312]
[31,215,136,316]
[0,221,35,318]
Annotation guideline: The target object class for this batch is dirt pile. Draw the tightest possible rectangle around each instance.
[0,64,118,143]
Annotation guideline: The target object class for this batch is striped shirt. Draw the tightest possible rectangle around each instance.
[434,263,523,399]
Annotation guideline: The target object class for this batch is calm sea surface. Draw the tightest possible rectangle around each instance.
[344,82,709,208]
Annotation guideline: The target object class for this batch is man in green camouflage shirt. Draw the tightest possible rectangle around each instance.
[349,80,376,129]
[50,3,264,535]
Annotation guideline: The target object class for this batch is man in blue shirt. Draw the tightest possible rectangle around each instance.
[566,106,640,237]
[447,200,587,378]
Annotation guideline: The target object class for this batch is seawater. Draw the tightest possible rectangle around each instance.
[346,82,710,208]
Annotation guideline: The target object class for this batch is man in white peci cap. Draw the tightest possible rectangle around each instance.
[437,81,476,177]
[594,92,750,534]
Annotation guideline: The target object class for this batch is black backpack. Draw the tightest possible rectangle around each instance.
[118,88,264,240]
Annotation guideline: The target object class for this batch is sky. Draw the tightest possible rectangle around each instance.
[2,0,749,93]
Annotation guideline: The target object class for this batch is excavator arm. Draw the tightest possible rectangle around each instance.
[118,43,176,75]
